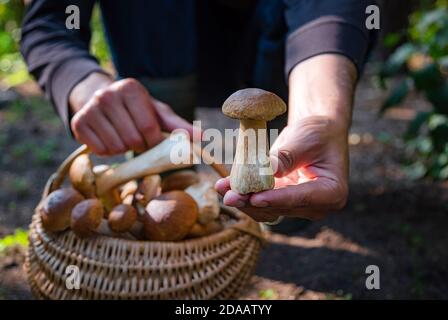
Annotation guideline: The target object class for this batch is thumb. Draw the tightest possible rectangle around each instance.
[269,124,321,178]
[152,100,194,138]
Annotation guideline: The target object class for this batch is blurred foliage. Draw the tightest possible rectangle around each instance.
[90,5,111,68]
[379,0,448,180]
[0,228,28,253]
[0,0,27,86]
[0,0,111,87]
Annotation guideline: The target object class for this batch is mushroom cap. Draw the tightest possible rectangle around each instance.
[187,220,223,238]
[71,199,104,238]
[69,154,96,198]
[40,188,84,232]
[222,88,286,121]
[108,204,137,233]
[161,170,199,192]
[142,191,198,241]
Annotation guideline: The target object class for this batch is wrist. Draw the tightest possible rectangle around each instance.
[69,72,113,113]
[287,54,356,133]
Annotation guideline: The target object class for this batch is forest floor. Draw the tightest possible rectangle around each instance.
[1,68,447,300]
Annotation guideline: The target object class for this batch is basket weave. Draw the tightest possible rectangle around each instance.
[25,145,263,299]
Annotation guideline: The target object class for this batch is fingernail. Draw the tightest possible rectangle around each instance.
[252,200,269,208]
[234,200,246,208]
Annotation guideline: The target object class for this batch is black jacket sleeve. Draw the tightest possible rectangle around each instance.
[20,0,106,130]
[284,0,377,78]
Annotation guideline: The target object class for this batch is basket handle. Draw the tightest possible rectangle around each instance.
[231,216,265,241]
[42,144,90,198]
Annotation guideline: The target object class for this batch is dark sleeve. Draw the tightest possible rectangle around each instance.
[20,0,107,131]
[284,0,377,78]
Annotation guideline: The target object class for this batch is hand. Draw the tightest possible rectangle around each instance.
[215,116,349,222]
[69,73,193,155]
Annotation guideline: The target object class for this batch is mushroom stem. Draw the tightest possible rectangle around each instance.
[230,119,274,194]
[95,133,193,196]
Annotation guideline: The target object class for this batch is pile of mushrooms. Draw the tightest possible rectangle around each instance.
[39,132,222,241]
[39,88,286,240]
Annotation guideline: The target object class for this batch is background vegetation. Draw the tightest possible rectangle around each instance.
[380,0,448,179]
[0,0,110,88]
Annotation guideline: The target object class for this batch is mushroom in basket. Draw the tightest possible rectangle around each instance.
[39,188,84,232]
[71,199,136,239]
[142,191,199,241]
[69,154,121,212]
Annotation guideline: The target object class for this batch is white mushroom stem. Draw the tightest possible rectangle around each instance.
[136,175,161,205]
[96,132,193,196]
[185,181,220,224]
[230,119,274,194]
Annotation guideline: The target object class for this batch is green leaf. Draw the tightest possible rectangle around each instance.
[426,81,448,114]
[258,289,278,300]
[380,79,410,114]
[0,229,28,253]
[405,111,432,139]
[439,164,448,179]
[380,44,417,79]
[404,161,427,180]
[411,62,443,91]
[383,32,402,48]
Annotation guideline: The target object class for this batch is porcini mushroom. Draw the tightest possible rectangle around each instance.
[142,191,198,241]
[39,188,84,232]
[161,170,199,192]
[185,181,220,224]
[71,199,110,238]
[69,154,96,198]
[222,88,286,194]
[120,180,138,205]
[108,204,138,233]
[69,155,120,212]
[187,220,223,238]
[136,175,162,205]
[95,132,193,196]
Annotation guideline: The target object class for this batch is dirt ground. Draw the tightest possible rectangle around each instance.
[1,67,447,300]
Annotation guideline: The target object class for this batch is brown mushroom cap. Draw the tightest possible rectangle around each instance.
[108,204,137,233]
[71,199,104,238]
[187,220,223,238]
[69,154,96,198]
[40,188,84,232]
[161,170,199,192]
[142,191,198,241]
[222,88,286,121]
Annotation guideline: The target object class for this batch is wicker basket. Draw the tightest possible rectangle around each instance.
[25,145,263,299]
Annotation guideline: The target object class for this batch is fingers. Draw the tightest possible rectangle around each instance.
[71,78,169,155]
[116,79,164,148]
[71,116,106,155]
[250,178,348,211]
[223,191,250,208]
[71,104,126,155]
[216,177,347,221]
[215,178,250,207]
[270,118,332,177]
[99,93,147,153]
[215,178,230,196]
[152,100,194,138]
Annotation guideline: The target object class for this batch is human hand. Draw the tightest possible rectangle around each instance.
[215,116,349,222]
[69,73,193,155]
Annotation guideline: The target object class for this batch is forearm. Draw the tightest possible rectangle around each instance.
[288,54,357,132]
